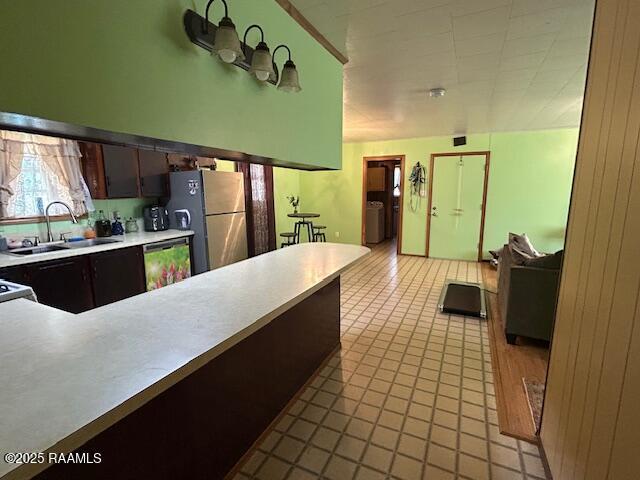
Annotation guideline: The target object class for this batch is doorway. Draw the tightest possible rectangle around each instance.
[361,155,405,254]
[426,152,490,261]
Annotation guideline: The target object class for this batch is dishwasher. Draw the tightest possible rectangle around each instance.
[143,237,192,291]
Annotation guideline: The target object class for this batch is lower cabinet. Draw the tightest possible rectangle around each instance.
[27,256,95,314]
[90,247,145,307]
[0,245,149,313]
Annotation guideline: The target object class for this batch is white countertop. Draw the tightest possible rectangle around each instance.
[0,242,369,480]
[0,230,194,269]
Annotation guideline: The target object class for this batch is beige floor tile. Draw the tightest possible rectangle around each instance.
[311,426,340,451]
[259,431,282,452]
[361,389,386,407]
[370,424,400,449]
[392,453,423,480]
[297,446,330,474]
[523,452,547,478]
[240,450,266,474]
[460,432,488,459]
[345,417,374,440]
[362,444,394,472]
[255,456,290,480]
[427,444,456,471]
[300,404,328,424]
[490,444,522,471]
[398,433,427,460]
[273,435,305,463]
[378,410,404,430]
[331,396,359,416]
[324,455,358,480]
[461,416,487,438]
[288,467,318,480]
[430,425,457,449]
[402,417,430,438]
[335,434,367,461]
[424,464,456,479]
[459,453,490,480]
[288,419,316,441]
[356,465,387,480]
[491,464,525,480]
[384,395,409,414]
[323,411,350,431]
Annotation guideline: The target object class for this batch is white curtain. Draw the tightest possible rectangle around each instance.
[0,130,90,217]
[0,131,24,218]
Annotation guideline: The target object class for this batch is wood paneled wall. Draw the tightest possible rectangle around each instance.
[540,0,640,479]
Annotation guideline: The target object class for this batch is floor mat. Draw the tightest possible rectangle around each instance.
[523,378,545,433]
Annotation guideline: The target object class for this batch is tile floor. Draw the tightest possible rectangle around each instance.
[234,242,548,480]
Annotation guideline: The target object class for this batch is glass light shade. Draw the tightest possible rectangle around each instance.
[277,60,301,93]
[212,17,245,64]
[250,42,275,82]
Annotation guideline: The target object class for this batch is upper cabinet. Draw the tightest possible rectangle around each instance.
[367,167,387,192]
[80,143,169,199]
[138,150,169,197]
[102,145,140,198]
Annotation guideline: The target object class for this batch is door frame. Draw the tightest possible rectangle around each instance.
[361,155,405,255]
[425,151,491,261]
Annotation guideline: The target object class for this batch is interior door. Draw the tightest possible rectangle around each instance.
[429,154,487,260]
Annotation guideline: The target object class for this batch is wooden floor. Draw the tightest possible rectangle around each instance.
[482,263,550,444]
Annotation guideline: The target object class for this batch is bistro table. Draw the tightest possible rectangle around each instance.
[288,212,320,243]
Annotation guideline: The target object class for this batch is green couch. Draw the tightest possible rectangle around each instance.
[497,244,562,344]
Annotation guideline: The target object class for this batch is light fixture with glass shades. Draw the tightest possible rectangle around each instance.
[203,0,244,64]
[242,25,275,82]
[182,3,302,91]
[272,45,302,93]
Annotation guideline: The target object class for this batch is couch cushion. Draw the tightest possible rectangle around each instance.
[510,245,535,265]
[524,250,564,270]
[509,232,542,257]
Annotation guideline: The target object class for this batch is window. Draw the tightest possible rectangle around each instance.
[0,131,89,221]
[393,165,401,197]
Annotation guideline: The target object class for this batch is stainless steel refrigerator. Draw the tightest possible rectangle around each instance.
[167,170,248,274]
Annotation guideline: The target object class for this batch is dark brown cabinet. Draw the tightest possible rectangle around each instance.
[0,244,155,313]
[26,257,95,314]
[79,142,169,200]
[90,247,145,307]
[102,145,140,198]
[138,150,169,197]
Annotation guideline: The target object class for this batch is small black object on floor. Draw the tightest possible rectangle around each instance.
[439,281,487,319]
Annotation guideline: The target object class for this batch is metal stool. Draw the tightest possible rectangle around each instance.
[280,232,296,248]
[294,220,314,243]
[313,225,327,242]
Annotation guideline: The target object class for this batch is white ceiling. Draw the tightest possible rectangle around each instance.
[288,0,595,142]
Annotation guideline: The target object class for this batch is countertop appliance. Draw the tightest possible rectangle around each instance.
[144,206,169,232]
[143,237,192,291]
[0,279,37,303]
[174,209,192,230]
[167,170,248,274]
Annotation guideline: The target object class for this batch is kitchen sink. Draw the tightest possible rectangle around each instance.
[3,244,70,256]
[2,238,124,256]
[64,238,123,249]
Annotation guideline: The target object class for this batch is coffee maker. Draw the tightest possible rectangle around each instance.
[143,206,169,232]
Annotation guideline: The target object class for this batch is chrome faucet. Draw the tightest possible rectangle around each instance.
[45,201,78,243]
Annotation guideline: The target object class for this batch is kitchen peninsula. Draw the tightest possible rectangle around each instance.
[0,243,369,480]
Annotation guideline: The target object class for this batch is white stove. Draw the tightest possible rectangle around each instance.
[0,279,37,303]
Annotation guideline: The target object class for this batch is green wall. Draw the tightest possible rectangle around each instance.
[0,0,343,170]
[298,129,578,257]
